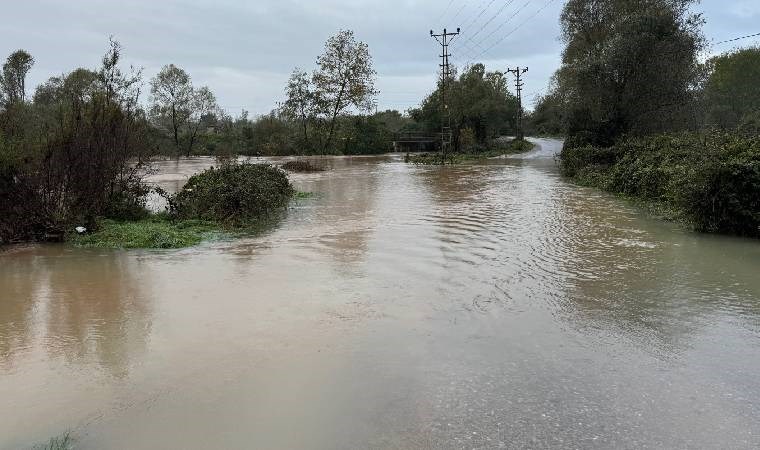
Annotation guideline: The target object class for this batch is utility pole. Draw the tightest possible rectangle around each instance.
[507,66,528,140]
[431,27,460,164]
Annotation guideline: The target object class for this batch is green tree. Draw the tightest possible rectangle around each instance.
[1,50,34,105]
[283,68,315,150]
[150,64,193,154]
[312,29,378,152]
[412,64,518,150]
[150,64,218,156]
[558,0,704,146]
[704,46,760,129]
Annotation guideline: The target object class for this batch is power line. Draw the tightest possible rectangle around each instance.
[449,2,470,24]
[714,32,760,45]
[435,0,457,26]
[472,0,557,62]
[460,0,499,36]
[471,0,531,51]
[460,0,520,49]
[431,27,461,164]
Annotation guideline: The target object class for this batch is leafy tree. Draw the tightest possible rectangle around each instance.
[704,46,760,129]
[411,64,518,151]
[312,29,378,152]
[185,86,219,156]
[149,64,218,156]
[283,68,315,150]
[150,64,193,154]
[1,50,34,105]
[557,0,705,146]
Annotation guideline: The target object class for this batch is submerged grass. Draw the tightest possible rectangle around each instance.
[69,191,318,250]
[293,191,317,199]
[70,215,223,249]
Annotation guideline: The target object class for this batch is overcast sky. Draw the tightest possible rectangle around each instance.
[2,0,759,116]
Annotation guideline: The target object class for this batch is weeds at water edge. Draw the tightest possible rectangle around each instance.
[33,432,74,450]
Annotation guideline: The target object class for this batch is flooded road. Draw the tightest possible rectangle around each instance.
[2,139,760,449]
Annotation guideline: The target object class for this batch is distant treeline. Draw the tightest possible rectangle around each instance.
[535,0,760,237]
[0,27,524,244]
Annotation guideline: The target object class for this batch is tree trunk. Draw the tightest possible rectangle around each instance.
[323,82,347,152]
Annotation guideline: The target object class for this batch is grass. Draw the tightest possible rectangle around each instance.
[33,432,74,450]
[68,191,319,250]
[70,215,223,249]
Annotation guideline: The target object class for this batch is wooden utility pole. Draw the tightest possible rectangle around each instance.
[507,66,528,140]
[431,27,460,164]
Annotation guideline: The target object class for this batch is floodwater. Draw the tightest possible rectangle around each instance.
[2,139,760,449]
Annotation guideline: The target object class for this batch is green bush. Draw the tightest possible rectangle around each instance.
[170,163,294,225]
[560,131,760,237]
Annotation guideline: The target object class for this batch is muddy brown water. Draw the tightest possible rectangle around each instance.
[2,139,760,449]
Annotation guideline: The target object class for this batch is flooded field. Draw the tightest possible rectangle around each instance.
[2,139,760,449]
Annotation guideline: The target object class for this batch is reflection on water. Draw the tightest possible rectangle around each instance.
[2,142,760,449]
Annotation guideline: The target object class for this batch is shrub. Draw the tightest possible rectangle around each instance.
[281,160,325,173]
[559,131,760,237]
[170,163,294,225]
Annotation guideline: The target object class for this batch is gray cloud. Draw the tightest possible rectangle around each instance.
[1,0,757,114]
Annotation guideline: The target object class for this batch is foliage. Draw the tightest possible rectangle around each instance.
[281,29,378,153]
[410,64,518,151]
[526,77,569,136]
[406,139,534,165]
[703,46,760,130]
[560,131,760,237]
[71,216,221,249]
[283,68,316,151]
[0,40,153,244]
[1,50,34,105]
[556,0,705,146]
[169,163,294,225]
[313,29,378,151]
[150,64,219,156]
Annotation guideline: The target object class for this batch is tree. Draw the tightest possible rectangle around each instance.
[150,64,193,154]
[283,68,314,149]
[526,75,570,136]
[411,64,518,150]
[704,46,760,129]
[312,30,378,152]
[557,0,705,146]
[1,50,34,105]
[184,86,219,156]
[149,65,219,156]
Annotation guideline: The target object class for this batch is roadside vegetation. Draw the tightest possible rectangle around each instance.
[527,0,760,237]
[406,138,535,165]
